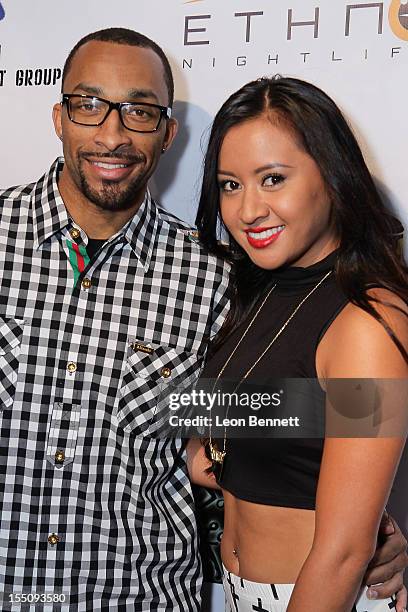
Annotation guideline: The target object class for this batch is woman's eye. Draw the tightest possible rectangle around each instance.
[263,173,285,186]
[219,180,240,192]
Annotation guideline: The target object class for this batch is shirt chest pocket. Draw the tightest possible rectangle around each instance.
[117,342,202,436]
[0,317,24,410]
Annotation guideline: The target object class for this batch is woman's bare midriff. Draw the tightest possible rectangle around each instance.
[221,489,316,583]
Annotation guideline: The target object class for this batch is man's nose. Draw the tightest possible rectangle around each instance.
[94,109,133,151]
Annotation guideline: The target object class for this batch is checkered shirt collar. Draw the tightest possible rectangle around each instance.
[123,188,160,272]
[32,158,70,249]
[31,157,159,270]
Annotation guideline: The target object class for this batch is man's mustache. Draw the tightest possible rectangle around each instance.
[80,151,146,164]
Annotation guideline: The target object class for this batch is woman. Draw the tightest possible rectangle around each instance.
[187,76,408,611]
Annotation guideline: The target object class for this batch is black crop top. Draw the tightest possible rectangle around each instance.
[200,251,348,510]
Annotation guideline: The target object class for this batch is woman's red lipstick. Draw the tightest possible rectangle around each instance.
[244,225,285,249]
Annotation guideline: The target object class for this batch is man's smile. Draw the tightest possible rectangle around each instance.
[81,154,144,181]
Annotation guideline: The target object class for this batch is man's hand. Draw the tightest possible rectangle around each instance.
[363,511,408,612]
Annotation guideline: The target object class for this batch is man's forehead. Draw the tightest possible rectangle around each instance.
[64,40,168,102]
[69,39,161,67]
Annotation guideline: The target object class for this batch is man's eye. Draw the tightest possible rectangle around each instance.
[128,106,154,119]
[219,180,240,192]
[81,103,97,111]
[130,108,147,116]
[73,100,99,113]
[263,173,285,186]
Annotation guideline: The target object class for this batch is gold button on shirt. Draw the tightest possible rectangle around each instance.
[69,227,81,241]
[55,450,65,464]
[67,361,77,374]
[48,533,59,546]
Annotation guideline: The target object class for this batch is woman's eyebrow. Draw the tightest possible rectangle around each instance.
[254,163,293,173]
[217,163,293,176]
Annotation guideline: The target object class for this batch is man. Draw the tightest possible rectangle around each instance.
[0,28,406,611]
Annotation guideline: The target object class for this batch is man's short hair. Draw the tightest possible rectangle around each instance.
[62,27,174,106]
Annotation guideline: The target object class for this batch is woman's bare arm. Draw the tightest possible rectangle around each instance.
[287,291,408,611]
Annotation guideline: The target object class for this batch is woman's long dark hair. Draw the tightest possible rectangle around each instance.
[195,76,408,360]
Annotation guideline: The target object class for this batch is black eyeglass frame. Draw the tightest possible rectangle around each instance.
[61,93,172,133]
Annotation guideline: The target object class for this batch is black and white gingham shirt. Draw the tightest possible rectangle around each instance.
[0,159,230,611]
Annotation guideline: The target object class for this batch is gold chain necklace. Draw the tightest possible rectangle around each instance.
[208,269,333,468]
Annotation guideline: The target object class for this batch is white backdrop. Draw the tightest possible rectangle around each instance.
[0,0,407,608]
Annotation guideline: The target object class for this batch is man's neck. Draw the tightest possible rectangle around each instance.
[57,166,145,240]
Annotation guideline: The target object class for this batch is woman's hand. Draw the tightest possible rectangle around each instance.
[364,511,408,612]
[185,438,220,489]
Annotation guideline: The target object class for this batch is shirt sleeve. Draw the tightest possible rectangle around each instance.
[209,260,231,340]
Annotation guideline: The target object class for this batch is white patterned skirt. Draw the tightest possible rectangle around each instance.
[223,565,397,611]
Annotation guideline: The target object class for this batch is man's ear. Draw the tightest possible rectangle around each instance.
[162,117,178,153]
[52,102,63,142]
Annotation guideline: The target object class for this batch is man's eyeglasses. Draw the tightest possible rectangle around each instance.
[61,94,172,133]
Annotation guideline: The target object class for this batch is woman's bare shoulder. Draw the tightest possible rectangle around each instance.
[316,287,408,378]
